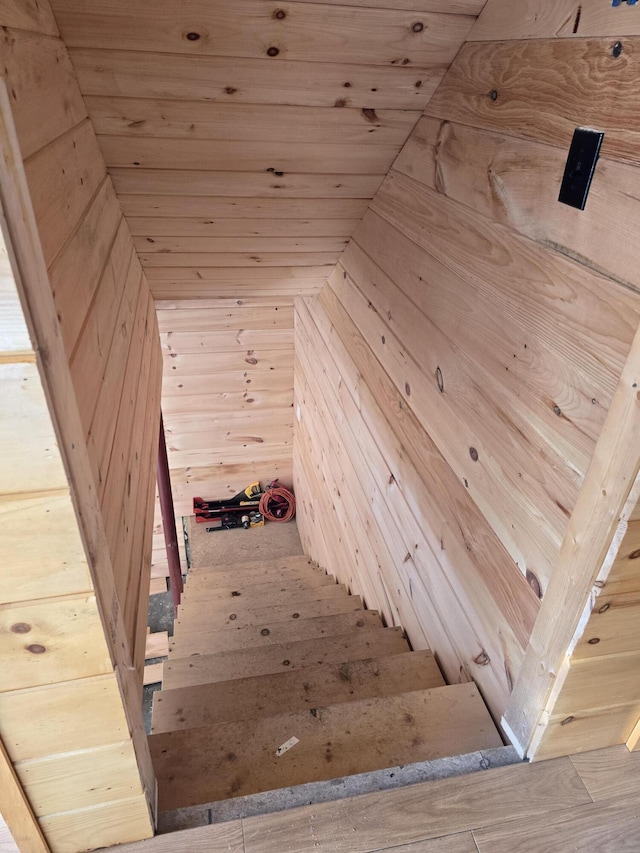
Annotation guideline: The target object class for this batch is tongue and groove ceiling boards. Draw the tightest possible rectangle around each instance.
[47,0,484,509]
[50,0,483,301]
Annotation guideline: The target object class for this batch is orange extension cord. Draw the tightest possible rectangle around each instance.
[259,483,296,523]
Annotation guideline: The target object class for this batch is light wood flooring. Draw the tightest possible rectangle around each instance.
[108,744,639,852]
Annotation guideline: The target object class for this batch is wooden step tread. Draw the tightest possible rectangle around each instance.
[180,573,336,605]
[173,595,364,636]
[188,555,314,574]
[184,563,326,591]
[177,582,352,617]
[151,650,445,733]
[149,683,502,810]
[169,610,384,657]
[162,627,409,690]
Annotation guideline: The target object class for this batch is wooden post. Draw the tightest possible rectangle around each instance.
[503,319,640,756]
[157,412,183,609]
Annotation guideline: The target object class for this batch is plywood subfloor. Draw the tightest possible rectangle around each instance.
[106,744,640,852]
[186,516,303,570]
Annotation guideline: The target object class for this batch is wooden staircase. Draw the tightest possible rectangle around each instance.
[149,555,503,813]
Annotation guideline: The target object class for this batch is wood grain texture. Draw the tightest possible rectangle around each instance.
[39,797,153,853]
[129,218,358,238]
[532,704,640,762]
[626,718,640,751]
[0,28,86,160]
[552,654,640,716]
[471,0,640,40]
[48,178,122,357]
[0,737,49,853]
[572,591,640,659]
[0,12,158,843]
[53,1,474,67]
[152,650,444,732]
[506,321,640,756]
[604,519,640,595]
[136,236,348,255]
[371,839,477,853]
[0,496,91,604]
[0,2,58,35]
[25,118,106,265]
[70,48,445,110]
[182,562,324,588]
[101,136,400,174]
[141,252,341,269]
[570,744,640,800]
[60,0,479,307]
[111,169,385,199]
[426,38,640,167]
[0,363,70,496]
[285,0,484,10]
[178,575,337,607]
[395,116,640,291]
[174,594,363,634]
[170,610,382,656]
[370,171,638,581]
[242,758,591,852]
[0,596,112,692]
[295,290,537,717]
[88,97,421,145]
[96,820,244,852]
[150,684,500,809]
[0,677,130,762]
[177,582,351,620]
[474,796,640,852]
[162,628,408,689]
[121,197,369,219]
[15,741,144,817]
[157,299,295,516]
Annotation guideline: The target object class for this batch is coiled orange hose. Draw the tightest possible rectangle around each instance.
[259,483,296,523]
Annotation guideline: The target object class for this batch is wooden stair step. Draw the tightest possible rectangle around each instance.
[184,562,326,591]
[177,582,352,616]
[187,555,315,574]
[173,594,364,636]
[180,573,336,605]
[162,627,409,689]
[169,610,384,657]
[149,683,503,810]
[151,650,445,733]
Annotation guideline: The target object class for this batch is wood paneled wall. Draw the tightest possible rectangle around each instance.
[435,0,640,761]
[156,298,294,516]
[51,0,489,532]
[0,3,161,849]
[295,0,640,738]
[531,489,640,759]
[51,0,482,301]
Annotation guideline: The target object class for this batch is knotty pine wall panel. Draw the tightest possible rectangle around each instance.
[424,0,640,757]
[52,0,482,300]
[0,2,161,846]
[296,0,640,731]
[156,299,295,517]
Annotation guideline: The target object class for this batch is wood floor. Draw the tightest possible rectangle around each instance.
[109,744,640,852]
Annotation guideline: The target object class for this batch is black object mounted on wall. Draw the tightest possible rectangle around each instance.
[558,127,605,210]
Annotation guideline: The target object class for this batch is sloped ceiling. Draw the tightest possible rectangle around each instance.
[50,0,483,300]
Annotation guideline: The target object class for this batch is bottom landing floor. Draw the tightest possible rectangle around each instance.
[108,743,638,853]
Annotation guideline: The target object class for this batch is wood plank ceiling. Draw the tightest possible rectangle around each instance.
[50,0,483,300]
